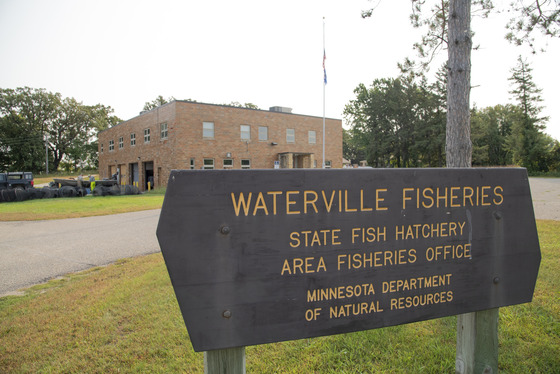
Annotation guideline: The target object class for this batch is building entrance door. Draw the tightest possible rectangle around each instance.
[144,161,154,190]
[130,163,139,187]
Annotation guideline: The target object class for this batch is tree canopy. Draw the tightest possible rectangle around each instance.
[143,95,176,111]
[0,87,120,172]
[344,61,559,172]
[354,0,559,173]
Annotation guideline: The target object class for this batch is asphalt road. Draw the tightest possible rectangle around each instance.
[529,177,560,221]
[1,177,558,297]
[0,209,160,296]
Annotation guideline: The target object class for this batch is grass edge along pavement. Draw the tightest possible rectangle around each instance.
[1,221,558,373]
[0,187,165,221]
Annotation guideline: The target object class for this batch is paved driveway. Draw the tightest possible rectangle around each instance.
[1,177,558,297]
[529,177,560,221]
[0,209,160,296]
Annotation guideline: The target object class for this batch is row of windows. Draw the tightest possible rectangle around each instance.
[102,123,167,153]
[203,122,317,144]
[188,158,332,169]
[191,158,252,170]
[102,122,318,153]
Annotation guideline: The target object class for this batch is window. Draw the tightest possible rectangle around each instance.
[130,133,136,146]
[241,159,251,169]
[240,125,251,140]
[109,140,114,151]
[101,143,104,153]
[286,128,295,143]
[325,160,332,168]
[258,126,268,141]
[190,158,195,170]
[223,159,233,169]
[160,123,168,139]
[203,121,214,138]
[308,130,316,144]
[144,128,150,143]
[118,137,124,149]
[203,158,214,169]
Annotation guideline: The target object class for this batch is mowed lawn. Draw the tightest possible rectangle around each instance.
[0,189,165,221]
[0,219,558,373]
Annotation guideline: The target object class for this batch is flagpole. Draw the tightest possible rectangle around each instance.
[322,17,326,169]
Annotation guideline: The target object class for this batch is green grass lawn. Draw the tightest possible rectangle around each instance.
[0,189,165,221]
[1,221,558,373]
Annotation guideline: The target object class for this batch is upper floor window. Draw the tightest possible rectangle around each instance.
[118,137,124,149]
[144,128,150,143]
[203,122,214,138]
[160,123,168,140]
[240,125,251,140]
[109,139,114,151]
[286,128,295,143]
[308,130,316,144]
[325,160,332,168]
[258,126,268,141]
[100,143,104,153]
[190,158,195,170]
[241,159,251,169]
[130,133,136,146]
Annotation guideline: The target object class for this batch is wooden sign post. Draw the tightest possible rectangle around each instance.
[157,168,540,372]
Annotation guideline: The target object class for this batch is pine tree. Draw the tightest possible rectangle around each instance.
[507,56,549,171]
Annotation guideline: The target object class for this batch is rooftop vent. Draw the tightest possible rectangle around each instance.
[269,106,292,114]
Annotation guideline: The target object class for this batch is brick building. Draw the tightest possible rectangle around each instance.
[98,100,342,190]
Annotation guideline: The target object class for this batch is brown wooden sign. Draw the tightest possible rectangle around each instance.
[156,168,541,352]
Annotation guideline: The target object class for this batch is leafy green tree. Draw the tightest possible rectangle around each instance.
[344,76,444,168]
[0,87,59,172]
[227,101,260,109]
[471,104,517,166]
[143,95,176,111]
[342,128,367,165]
[410,66,447,167]
[0,112,45,171]
[345,80,396,167]
[0,87,119,172]
[546,139,560,171]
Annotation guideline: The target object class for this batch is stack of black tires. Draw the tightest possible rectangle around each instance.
[92,184,140,196]
[0,184,141,203]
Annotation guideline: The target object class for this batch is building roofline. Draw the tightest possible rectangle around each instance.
[173,100,340,121]
[99,99,341,135]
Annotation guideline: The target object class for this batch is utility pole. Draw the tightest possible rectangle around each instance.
[45,134,49,175]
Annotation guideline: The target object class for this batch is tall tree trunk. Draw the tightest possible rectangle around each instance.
[448,2,499,373]
[446,0,472,168]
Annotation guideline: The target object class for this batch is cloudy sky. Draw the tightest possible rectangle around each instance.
[1,0,559,140]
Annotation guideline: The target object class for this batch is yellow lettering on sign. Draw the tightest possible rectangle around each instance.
[231,192,252,216]
[289,229,341,248]
[252,192,269,215]
[281,257,327,275]
[329,301,383,319]
[304,190,318,213]
[286,191,300,214]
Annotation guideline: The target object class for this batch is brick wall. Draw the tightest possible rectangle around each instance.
[98,101,342,190]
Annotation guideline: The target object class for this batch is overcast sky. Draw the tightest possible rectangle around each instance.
[1,0,559,140]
